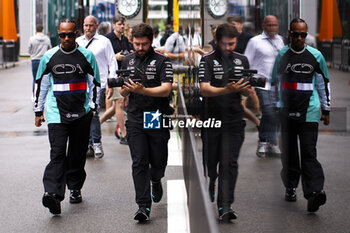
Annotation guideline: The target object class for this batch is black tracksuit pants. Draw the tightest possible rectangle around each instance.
[126,123,170,208]
[43,112,92,199]
[201,120,245,207]
[280,117,325,198]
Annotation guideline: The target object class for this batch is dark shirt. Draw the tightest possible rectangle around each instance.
[121,48,173,124]
[271,45,331,122]
[199,48,250,126]
[208,39,217,50]
[235,31,253,54]
[105,32,133,67]
[34,45,100,123]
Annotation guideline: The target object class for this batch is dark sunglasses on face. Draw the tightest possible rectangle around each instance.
[58,32,76,39]
[290,31,308,38]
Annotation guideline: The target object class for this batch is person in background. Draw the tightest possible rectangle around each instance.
[164,30,186,65]
[244,15,285,158]
[152,26,162,48]
[125,24,134,50]
[28,24,51,99]
[227,15,253,54]
[208,24,217,50]
[76,16,118,157]
[105,15,131,144]
[98,21,112,35]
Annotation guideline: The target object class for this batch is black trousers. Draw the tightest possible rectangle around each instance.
[43,112,92,199]
[202,121,245,207]
[126,123,170,208]
[280,117,325,198]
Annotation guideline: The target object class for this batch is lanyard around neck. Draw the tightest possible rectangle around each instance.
[135,56,149,75]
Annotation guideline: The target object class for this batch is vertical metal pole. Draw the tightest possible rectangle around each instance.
[167,0,173,26]
[255,0,262,33]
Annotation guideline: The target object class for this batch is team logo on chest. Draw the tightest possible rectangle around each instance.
[145,61,157,80]
[213,59,224,79]
[52,64,84,75]
[285,63,314,74]
[129,58,135,65]
[234,59,242,65]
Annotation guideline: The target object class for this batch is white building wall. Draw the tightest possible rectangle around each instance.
[19,0,35,56]
[300,0,317,36]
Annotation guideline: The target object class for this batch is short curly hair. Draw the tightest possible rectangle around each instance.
[132,23,153,41]
[215,23,239,42]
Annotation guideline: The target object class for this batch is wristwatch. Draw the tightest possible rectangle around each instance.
[206,0,227,18]
[116,0,141,19]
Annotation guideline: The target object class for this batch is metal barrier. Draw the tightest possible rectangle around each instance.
[2,40,16,68]
[0,40,3,68]
[176,65,219,233]
[342,40,350,71]
[318,40,350,72]
[319,41,332,66]
[332,42,342,69]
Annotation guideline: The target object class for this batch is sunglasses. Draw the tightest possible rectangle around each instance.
[58,32,76,39]
[290,31,308,38]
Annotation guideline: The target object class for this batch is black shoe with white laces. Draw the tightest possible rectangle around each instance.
[151,180,163,203]
[42,192,61,215]
[285,188,297,202]
[69,190,82,204]
[134,207,150,222]
[218,206,237,222]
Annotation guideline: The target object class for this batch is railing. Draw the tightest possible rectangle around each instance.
[175,65,219,233]
[319,39,350,71]
[0,40,17,68]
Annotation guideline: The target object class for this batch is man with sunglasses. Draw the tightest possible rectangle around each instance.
[199,23,252,222]
[119,23,173,222]
[34,18,100,215]
[245,15,285,158]
[271,18,330,212]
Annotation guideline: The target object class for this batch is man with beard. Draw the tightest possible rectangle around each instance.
[271,18,330,212]
[34,18,100,214]
[119,23,173,222]
[199,23,253,222]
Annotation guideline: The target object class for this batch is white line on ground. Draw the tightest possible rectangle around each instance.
[168,131,182,166]
[167,179,190,233]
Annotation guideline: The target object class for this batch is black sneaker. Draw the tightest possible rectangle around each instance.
[86,145,94,158]
[285,188,297,202]
[120,136,128,145]
[134,207,150,222]
[42,192,61,215]
[209,179,216,202]
[218,206,238,222]
[307,191,327,212]
[69,190,82,204]
[151,180,163,203]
